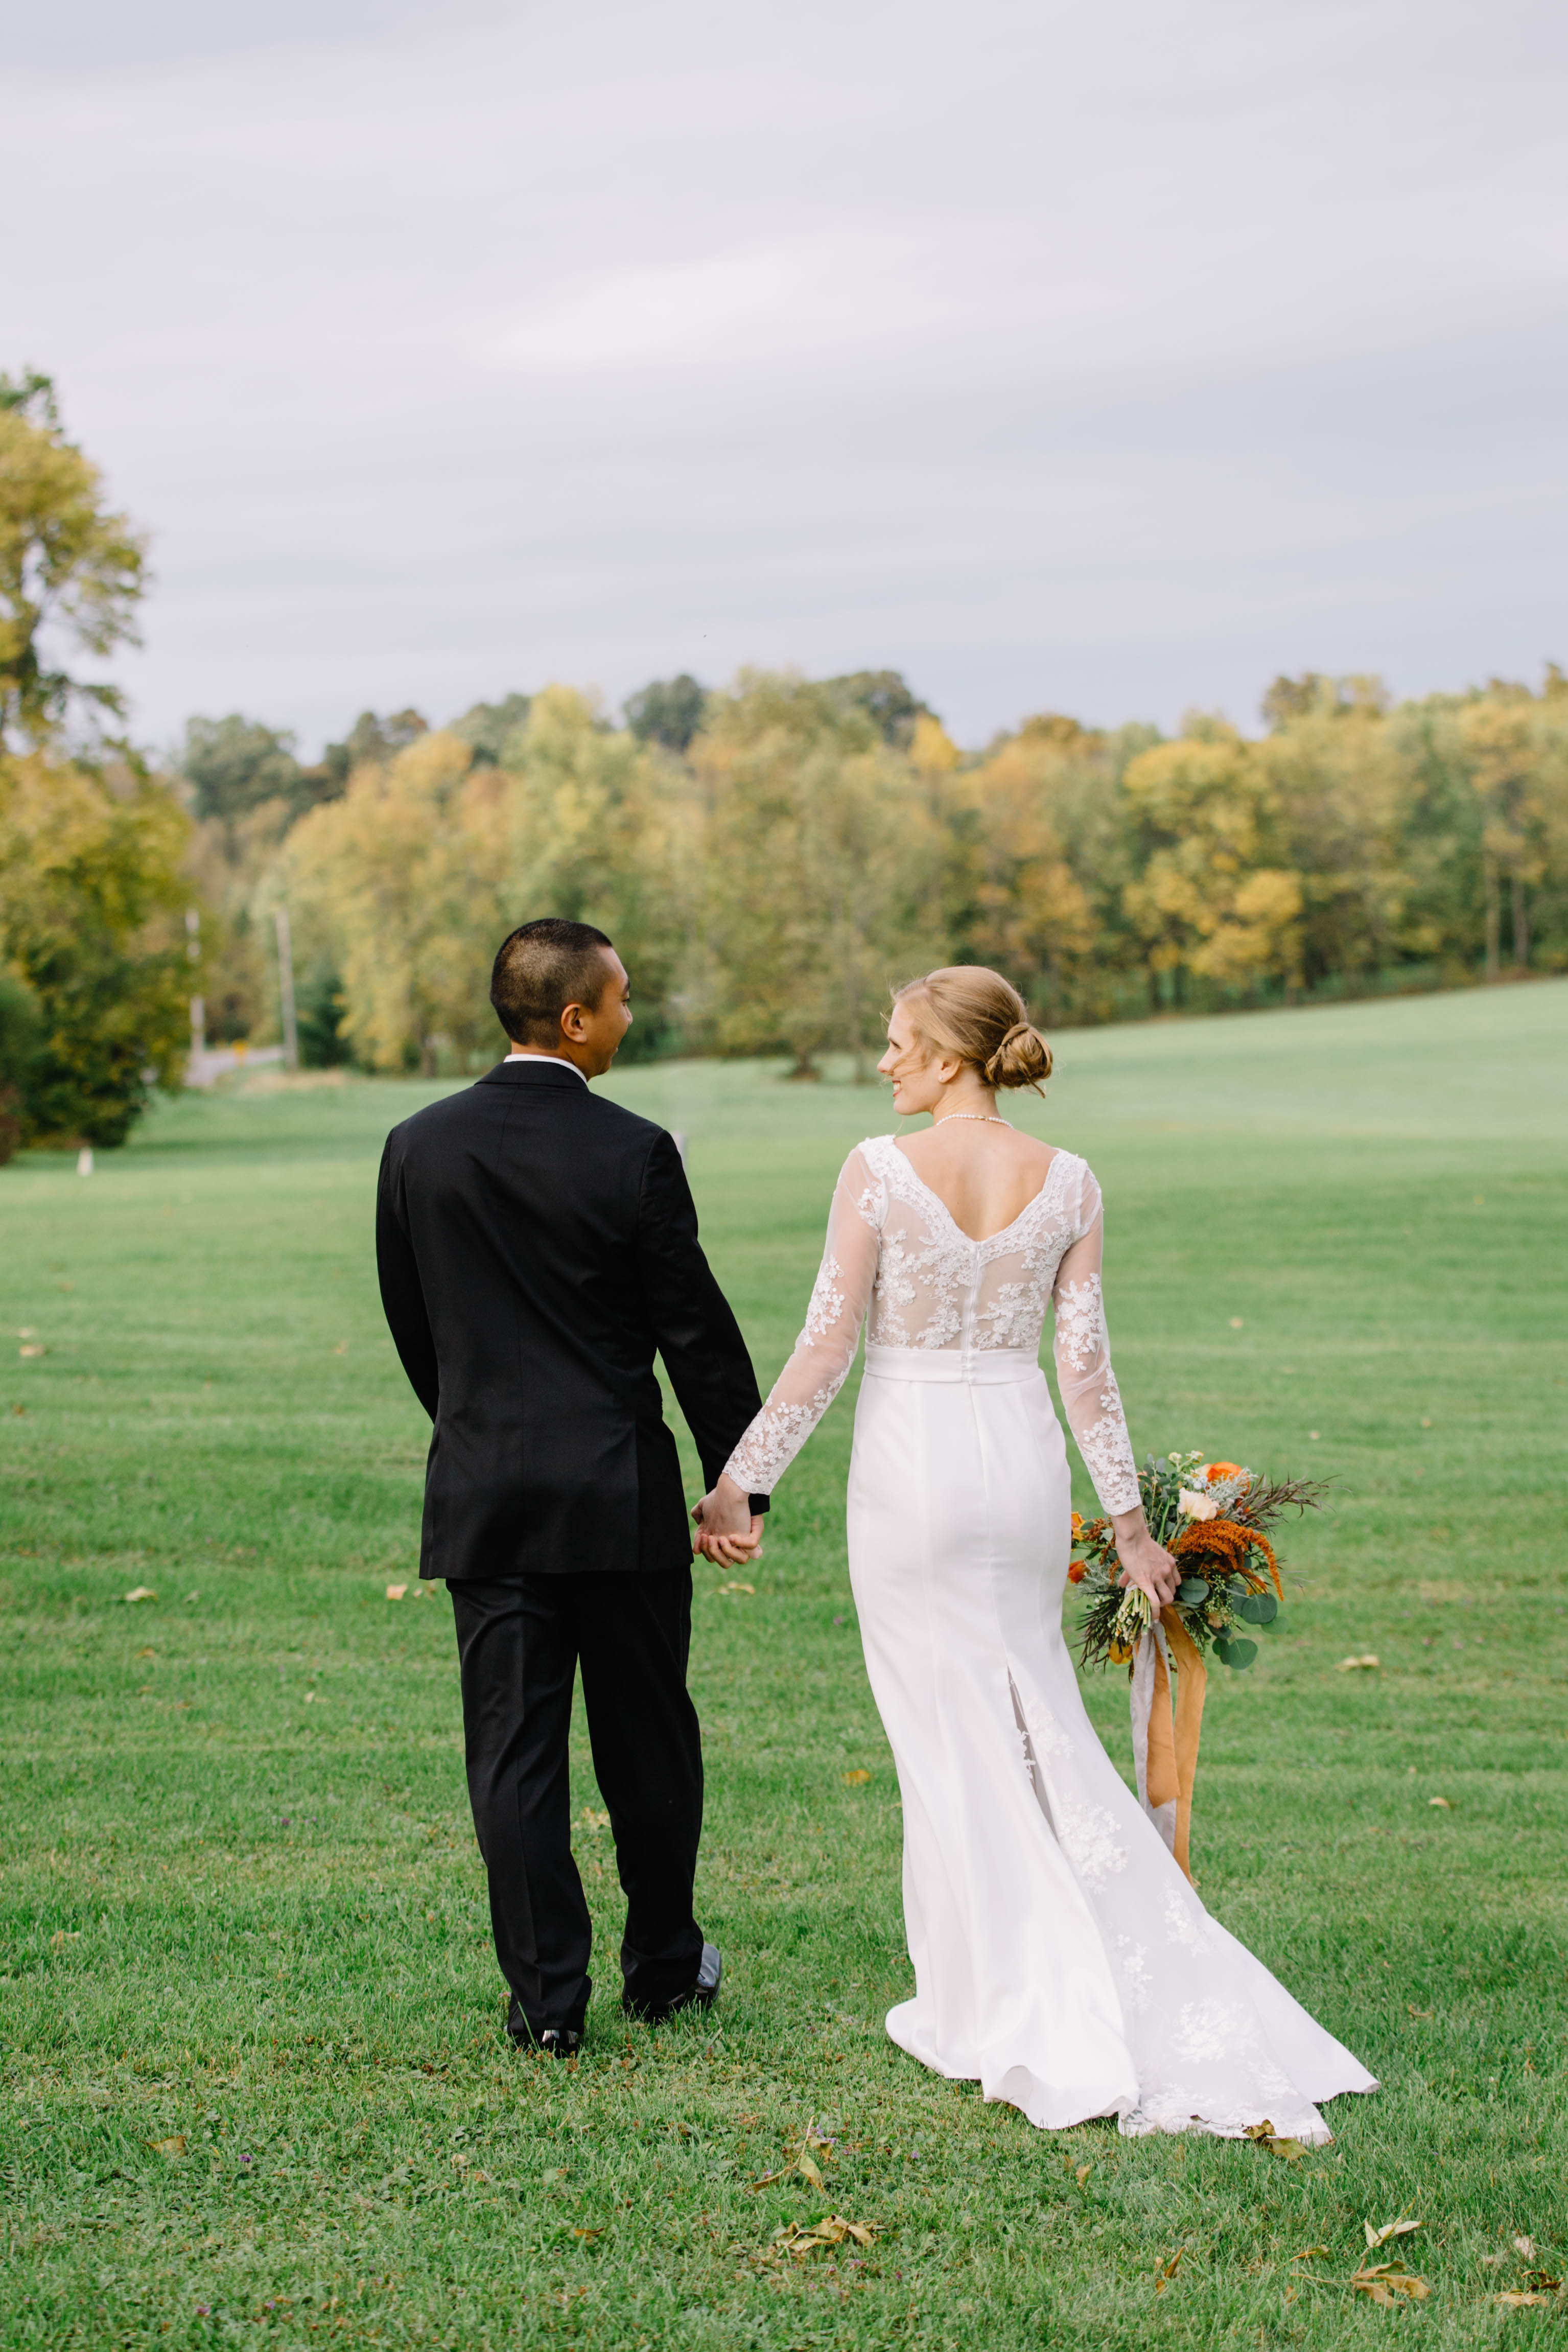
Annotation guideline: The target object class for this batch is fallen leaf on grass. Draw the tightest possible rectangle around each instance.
[1338,1654,1380,1671]
[715,1580,755,1596]
[1365,2217,1421,2250]
[1154,2251,1183,2293]
[19,1343,44,1359]
[135,1646,156,1659]
[385,1584,407,1601]
[1429,1796,1453,1809]
[1293,2246,1330,2261]
[124,1587,156,1604]
[570,2227,601,2242]
[842,1769,871,1785]
[774,2216,874,2256]
[1407,2006,1434,2018]
[1352,2262,1429,2303]
[146,2136,186,2157]
[1528,2274,1563,2292]
[50,1930,81,1949]
[752,2120,835,2193]
[1496,2292,1555,2309]
[1513,2236,1536,2258]
[1245,2120,1307,2161]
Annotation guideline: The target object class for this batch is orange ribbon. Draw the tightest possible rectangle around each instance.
[1139,1614,1208,1884]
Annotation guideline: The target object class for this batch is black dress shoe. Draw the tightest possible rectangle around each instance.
[625,1942,722,2023]
[506,1997,581,2056]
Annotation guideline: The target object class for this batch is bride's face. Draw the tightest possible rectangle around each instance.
[877,1007,943,1115]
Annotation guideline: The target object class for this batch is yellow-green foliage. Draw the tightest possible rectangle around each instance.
[0,749,192,1146]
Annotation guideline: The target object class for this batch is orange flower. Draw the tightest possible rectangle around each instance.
[1067,1561,1086,1585]
[1205,1461,1244,1483]
[1070,1512,1084,1536]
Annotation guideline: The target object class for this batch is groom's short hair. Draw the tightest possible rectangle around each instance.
[491,918,615,1045]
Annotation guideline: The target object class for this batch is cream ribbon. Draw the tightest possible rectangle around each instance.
[1129,1614,1208,1885]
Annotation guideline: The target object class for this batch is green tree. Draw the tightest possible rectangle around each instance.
[0,749,193,1145]
[0,372,147,745]
[1459,689,1543,976]
[283,731,503,1075]
[177,714,302,825]
[452,692,532,767]
[691,673,941,1075]
[0,968,44,1163]
[499,687,689,1058]
[961,715,1150,1022]
[308,708,429,797]
[624,674,707,754]
[822,668,933,749]
[1259,687,1407,989]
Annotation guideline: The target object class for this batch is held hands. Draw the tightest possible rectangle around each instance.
[692,1471,764,1568]
[1110,1509,1180,1619]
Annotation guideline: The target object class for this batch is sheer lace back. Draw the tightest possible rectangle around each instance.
[724,1135,1141,1511]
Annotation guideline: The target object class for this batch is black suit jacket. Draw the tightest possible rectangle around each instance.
[376,1059,766,1579]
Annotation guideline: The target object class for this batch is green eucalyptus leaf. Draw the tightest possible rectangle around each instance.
[1236,1591,1277,1624]
[1218,1636,1257,1670]
[1175,1577,1210,1605]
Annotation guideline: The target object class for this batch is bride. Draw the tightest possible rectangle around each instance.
[695,966,1375,2140]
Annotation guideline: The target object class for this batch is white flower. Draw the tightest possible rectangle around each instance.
[1178,1487,1219,1521]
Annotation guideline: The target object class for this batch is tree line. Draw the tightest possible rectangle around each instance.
[3,375,1566,1151]
[194,662,1568,1084]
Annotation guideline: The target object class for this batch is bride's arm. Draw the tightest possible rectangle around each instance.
[694,1149,881,1561]
[1051,1170,1178,1610]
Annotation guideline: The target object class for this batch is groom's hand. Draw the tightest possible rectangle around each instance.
[692,1472,763,1566]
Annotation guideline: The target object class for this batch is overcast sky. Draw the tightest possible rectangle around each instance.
[9,0,1566,754]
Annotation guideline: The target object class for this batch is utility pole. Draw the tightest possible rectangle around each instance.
[186,909,205,1066]
[275,905,299,1071]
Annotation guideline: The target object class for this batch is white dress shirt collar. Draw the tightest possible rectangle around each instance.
[503,1051,588,1084]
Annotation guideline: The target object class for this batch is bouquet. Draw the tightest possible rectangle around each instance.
[1072,1450,1322,1674]
[1070,1451,1323,1882]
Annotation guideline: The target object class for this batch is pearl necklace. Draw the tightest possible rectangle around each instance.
[931,1111,1011,1127]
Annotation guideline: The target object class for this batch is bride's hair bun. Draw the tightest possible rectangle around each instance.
[892,967,1052,1095]
[984,1019,1052,1092]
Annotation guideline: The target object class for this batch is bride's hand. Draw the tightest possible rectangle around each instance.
[692,1473,763,1567]
[1110,1514,1179,1617]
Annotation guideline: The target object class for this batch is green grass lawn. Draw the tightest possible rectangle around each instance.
[2,979,1565,2349]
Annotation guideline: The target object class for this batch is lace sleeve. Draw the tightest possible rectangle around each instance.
[722,1147,882,1495]
[1050,1164,1141,1516]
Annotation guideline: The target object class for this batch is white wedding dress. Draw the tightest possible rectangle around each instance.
[725,1136,1376,2139]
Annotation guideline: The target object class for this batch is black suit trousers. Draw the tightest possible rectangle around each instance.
[450,1570,704,2036]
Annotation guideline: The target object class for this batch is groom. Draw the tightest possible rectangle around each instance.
[376,918,766,2054]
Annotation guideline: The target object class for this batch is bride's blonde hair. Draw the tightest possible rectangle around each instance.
[892,966,1052,1093]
